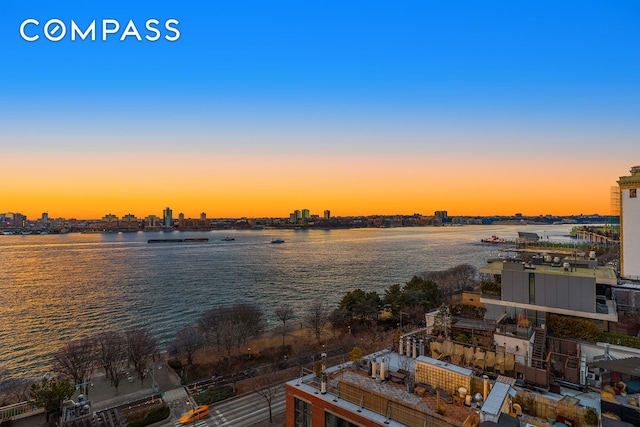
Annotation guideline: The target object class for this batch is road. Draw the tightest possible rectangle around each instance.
[164,384,286,427]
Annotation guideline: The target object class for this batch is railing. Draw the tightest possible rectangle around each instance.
[0,401,44,421]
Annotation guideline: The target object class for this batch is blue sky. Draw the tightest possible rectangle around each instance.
[1,1,639,217]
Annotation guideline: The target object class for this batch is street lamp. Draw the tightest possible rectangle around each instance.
[75,378,94,398]
[149,362,162,393]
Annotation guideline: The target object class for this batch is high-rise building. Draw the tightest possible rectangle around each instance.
[144,215,161,229]
[121,213,138,230]
[324,209,331,220]
[302,209,310,222]
[102,213,119,230]
[618,166,640,280]
[42,212,49,221]
[163,207,173,228]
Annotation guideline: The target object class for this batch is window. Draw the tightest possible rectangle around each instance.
[631,188,637,198]
[529,273,535,304]
[325,413,359,427]
[295,398,312,427]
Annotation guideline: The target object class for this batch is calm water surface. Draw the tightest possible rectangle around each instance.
[0,224,575,378]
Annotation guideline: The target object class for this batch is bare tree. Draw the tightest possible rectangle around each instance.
[0,366,31,405]
[232,304,265,350]
[199,304,264,358]
[53,336,96,392]
[95,331,129,393]
[252,367,285,423]
[305,299,328,342]
[275,305,295,346]
[125,328,158,385]
[171,325,203,373]
[197,304,264,390]
[199,307,242,359]
[327,308,349,338]
[424,263,478,304]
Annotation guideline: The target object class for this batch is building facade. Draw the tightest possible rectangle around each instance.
[618,165,640,280]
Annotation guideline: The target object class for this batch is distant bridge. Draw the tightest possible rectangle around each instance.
[574,229,618,245]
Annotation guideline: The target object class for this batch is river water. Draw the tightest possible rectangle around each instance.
[0,224,575,379]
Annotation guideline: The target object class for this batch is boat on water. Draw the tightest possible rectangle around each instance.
[271,238,285,244]
[222,237,235,241]
[148,238,209,243]
[481,235,507,244]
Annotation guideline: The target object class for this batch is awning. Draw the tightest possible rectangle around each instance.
[589,357,640,377]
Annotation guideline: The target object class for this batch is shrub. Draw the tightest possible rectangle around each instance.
[450,303,486,319]
[601,332,640,349]
[455,333,469,344]
[584,407,598,426]
[350,346,363,364]
[195,385,235,405]
[480,281,501,296]
[127,405,170,427]
[547,314,601,342]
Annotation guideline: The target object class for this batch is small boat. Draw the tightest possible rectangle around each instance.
[222,237,235,241]
[481,236,506,244]
[271,238,285,244]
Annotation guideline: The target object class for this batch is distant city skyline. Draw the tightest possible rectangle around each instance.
[1,2,638,219]
[0,206,617,222]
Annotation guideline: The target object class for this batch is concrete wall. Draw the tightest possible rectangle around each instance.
[502,270,596,313]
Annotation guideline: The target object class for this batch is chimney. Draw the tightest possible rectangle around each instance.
[371,361,377,378]
[379,360,385,380]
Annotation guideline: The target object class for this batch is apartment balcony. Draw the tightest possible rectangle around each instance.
[480,296,619,322]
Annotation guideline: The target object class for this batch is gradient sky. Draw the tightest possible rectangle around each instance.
[1,1,639,219]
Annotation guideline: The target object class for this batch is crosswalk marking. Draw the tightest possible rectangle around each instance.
[173,419,209,427]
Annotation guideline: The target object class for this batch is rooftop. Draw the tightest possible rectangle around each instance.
[288,349,479,426]
[480,259,618,285]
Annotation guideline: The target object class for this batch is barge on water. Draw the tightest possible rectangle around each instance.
[148,238,209,243]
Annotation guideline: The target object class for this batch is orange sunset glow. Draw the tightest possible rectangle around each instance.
[5,151,619,219]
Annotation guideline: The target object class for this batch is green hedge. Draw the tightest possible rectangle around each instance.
[547,314,601,342]
[127,406,170,427]
[195,385,235,405]
[480,281,501,296]
[601,332,640,349]
[450,303,486,319]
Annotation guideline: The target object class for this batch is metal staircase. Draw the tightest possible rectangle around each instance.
[531,327,546,369]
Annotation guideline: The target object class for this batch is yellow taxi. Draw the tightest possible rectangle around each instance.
[179,405,209,424]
